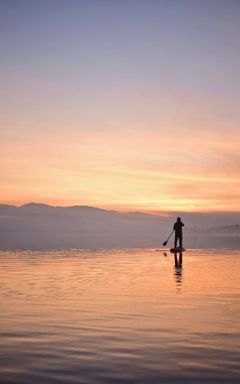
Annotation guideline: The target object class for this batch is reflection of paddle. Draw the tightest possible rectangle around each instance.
[163,230,174,246]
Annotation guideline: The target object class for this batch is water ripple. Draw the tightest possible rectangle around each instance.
[0,249,240,383]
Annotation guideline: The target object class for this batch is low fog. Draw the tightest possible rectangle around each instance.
[0,203,239,250]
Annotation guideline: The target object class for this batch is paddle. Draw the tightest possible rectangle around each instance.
[163,230,174,246]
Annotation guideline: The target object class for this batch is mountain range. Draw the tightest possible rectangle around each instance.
[0,203,239,249]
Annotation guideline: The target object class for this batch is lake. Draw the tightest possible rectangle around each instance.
[0,248,239,383]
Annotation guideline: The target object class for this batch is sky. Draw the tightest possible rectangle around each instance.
[1,0,240,213]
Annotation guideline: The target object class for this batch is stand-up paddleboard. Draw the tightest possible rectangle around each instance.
[170,247,186,253]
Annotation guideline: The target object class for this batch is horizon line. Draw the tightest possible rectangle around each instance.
[1,201,240,216]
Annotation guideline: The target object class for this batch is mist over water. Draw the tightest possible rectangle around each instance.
[0,232,239,251]
[0,203,239,250]
[0,248,239,384]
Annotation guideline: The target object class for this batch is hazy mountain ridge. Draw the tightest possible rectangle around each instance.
[0,203,239,230]
[0,203,239,249]
[202,225,240,234]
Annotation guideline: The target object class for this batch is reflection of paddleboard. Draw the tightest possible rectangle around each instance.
[170,247,186,253]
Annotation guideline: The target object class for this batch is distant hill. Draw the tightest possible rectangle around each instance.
[0,203,239,249]
[0,203,170,249]
[202,225,240,234]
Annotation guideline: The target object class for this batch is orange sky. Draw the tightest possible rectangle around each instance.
[1,113,240,212]
[1,1,240,213]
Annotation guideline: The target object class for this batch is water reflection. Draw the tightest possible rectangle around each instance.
[174,252,183,292]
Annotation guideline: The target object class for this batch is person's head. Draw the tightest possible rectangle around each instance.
[177,217,181,222]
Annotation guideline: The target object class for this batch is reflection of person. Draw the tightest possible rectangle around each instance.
[174,252,182,268]
[174,252,183,290]
[173,217,184,248]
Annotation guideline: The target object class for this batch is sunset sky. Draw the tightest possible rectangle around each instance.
[1,0,240,213]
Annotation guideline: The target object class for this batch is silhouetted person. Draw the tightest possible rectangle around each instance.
[173,217,184,248]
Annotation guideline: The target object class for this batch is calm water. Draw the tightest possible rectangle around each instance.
[0,248,239,384]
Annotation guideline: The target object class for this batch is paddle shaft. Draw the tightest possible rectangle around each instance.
[166,230,174,242]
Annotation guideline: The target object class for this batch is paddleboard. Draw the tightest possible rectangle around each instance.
[170,247,186,253]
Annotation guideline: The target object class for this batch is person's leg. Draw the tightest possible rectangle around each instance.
[179,235,183,248]
[176,234,181,247]
[174,233,177,248]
